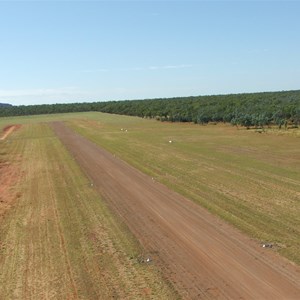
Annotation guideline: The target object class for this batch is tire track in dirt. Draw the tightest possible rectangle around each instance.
[0,125,20,140]
[52,122,300,299]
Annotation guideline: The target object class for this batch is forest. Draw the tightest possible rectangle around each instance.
[0,90,299,129]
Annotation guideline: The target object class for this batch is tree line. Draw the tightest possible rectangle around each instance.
[0,90,299,129]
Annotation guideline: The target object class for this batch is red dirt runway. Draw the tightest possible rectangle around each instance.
[52,122,300,299]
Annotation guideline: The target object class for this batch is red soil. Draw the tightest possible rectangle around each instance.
[0,125,22,218]
[0,125,21,140]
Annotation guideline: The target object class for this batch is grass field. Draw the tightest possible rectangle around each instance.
[0,121,178,299]
[0,111,299,299]
[64,112,300,264]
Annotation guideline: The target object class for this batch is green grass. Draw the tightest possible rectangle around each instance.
[1,111,300,266]
[0,121,178,299]
[0,112,94,131]
[64,112,300,264]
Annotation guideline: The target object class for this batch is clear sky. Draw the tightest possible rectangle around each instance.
[0,1,299,105]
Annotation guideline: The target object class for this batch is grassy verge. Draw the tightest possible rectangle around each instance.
[66,112,300,265]
[0,122,177,299]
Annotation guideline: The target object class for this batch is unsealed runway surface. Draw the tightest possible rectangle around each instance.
[52,122,300,299]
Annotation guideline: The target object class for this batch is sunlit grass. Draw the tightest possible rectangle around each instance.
[66,113,300,264]
[1,111,299,264]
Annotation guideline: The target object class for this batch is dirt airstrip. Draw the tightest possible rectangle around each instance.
[52,122,300,299]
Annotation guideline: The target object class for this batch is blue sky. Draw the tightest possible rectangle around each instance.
[0,1,299,105]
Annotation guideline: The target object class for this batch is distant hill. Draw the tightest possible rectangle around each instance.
[0,103,12,107]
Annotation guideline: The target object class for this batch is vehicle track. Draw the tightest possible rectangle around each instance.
[0,125,17,140]
[52,121,300,299]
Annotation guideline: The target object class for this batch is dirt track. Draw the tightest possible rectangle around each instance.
[52,122,300,299]
[0,125,20,140]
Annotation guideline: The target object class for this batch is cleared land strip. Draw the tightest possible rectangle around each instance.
[52,121,300,299]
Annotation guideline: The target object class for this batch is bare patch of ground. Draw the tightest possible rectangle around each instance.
[0,162,18,220]
[0,125,22,218]
[52,121,300,299]
[0,159,22,219]
[0,125,21,140]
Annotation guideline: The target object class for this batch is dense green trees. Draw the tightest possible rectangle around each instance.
[1,90,299,129]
